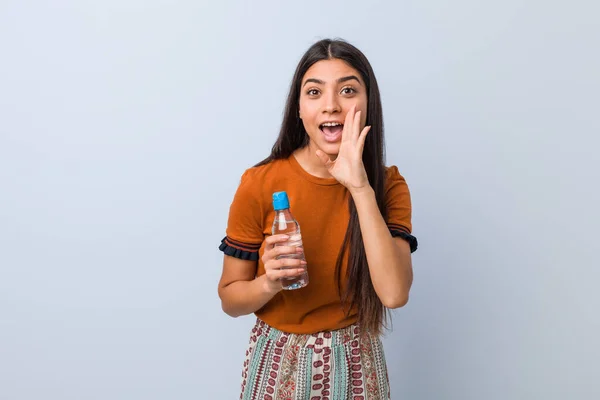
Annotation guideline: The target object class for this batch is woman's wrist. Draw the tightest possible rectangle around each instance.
[349,184,375,200]
[258,274,281,296]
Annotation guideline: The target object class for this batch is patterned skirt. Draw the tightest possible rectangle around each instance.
[240,318,390,400]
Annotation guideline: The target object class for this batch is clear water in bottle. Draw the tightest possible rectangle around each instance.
[272,192,309,290]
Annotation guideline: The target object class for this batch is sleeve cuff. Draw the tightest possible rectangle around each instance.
[218,236,261,261]
[388,225,418,253]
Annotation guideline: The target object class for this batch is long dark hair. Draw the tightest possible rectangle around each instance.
[256,38,388,334]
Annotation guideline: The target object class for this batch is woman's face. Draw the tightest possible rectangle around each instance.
[298,58,368,157]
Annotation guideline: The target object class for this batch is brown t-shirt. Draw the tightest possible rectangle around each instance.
[219,155,417,334]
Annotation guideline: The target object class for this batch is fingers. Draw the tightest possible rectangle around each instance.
[352,106,362,140]
[264,234,290,250]
[264,267,306,291]
[273,268,307,279]
[344,104,356,126]
[344,105,366,142]
[264,254,306,271]
[343,104,356,142]
[358,125,371,154]
[261,236,308,292]
[265,257,307,281]
[271,256,307,269]
[262,237,304,264]
[271,245,303,259]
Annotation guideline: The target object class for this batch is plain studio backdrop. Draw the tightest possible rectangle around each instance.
[1,1,598,399]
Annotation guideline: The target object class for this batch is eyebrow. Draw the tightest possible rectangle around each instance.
[302,75,362,87]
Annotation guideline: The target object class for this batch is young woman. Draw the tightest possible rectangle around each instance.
[218,38,418,400]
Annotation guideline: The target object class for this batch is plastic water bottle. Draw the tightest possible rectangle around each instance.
[272,191,309,290]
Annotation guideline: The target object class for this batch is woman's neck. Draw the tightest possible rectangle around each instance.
[293,144,336,179]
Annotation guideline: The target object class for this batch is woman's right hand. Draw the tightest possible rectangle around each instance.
[261,234,307,294]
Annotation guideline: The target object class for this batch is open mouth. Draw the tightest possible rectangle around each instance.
[319,122,344,143]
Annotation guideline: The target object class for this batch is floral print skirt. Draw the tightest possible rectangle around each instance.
[239,318,390,400]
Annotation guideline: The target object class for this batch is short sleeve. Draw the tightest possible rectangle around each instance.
[385,166,418,253]
[218,169,265,261]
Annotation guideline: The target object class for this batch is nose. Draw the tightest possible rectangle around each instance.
[322,91,341,114]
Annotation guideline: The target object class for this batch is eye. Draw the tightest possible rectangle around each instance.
[306,88,320,96]
[341,86,357,95]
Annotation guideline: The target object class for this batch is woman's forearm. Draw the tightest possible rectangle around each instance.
[219,275,278,317]
[351,186,413,308]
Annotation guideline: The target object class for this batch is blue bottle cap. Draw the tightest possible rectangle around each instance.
[272,191,290,211]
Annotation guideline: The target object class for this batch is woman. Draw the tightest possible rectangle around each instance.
[218,38,418,400]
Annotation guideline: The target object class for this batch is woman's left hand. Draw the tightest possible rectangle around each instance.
[316,105,372,194]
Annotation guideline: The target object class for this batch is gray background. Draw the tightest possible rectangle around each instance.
[1,1,598,399]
